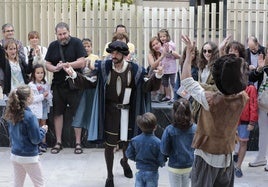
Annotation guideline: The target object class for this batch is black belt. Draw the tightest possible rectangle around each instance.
[111,103,130,110]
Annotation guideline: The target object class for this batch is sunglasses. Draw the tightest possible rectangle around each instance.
[203,49,212,54]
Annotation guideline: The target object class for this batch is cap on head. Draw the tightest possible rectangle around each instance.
[106,41,129,56]
[212,54,248,95]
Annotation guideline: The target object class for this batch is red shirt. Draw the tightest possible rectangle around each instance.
[240,85,258,124]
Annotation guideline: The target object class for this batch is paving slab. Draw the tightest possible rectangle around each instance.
[1,148,268,187]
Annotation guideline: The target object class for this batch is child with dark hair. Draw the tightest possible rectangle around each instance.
[28,64,52,153]
[126,112,166,187]
[160,98,197,187]
[4,85,48,187]
[157,29,180,102]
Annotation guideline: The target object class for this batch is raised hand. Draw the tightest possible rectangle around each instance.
[219,34,232,55]
[181,35,195,79]
[258,53,265,68]
[181,35,196,60]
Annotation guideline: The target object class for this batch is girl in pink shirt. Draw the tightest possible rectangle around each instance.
[158,29,180,101]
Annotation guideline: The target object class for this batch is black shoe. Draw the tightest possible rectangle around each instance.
[120,159,133,178]
[105,178,114,187]
[233,154,238,163]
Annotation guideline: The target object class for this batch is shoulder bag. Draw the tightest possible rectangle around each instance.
[58,44,79,90]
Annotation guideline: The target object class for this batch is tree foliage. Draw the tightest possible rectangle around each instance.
[114,0,134,5]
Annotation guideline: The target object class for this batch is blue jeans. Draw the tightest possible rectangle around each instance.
[173,71,181,100]
[135,170,159,187]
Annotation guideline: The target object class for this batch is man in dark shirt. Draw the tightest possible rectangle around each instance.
[45,22,86,154]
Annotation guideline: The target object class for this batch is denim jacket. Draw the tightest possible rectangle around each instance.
[8,107,46,157]
[126,133,166,171]
[160,124,197,169]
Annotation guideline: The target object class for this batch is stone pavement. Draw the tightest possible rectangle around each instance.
[1,147,268,187]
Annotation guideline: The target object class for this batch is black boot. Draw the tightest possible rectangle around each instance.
[120,158,133,178]
[105,178,114,187]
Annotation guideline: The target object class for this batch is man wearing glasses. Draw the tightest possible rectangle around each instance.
[0,23,25,61]
[246,36,266,71]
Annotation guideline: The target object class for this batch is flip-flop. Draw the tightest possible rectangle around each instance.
[50,142,62,154]
[74,143,83,154]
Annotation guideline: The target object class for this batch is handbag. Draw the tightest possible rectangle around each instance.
[258,72,268,112]
[65,76,79,90]
[59,44,79,90]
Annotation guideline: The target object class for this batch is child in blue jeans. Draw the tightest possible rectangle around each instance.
[160,98,197,187]
[126,112,166,187]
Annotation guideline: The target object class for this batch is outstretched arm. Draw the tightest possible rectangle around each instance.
[63,63,97,89]
[218,34,232,56]
[181,35,195,80]
[180,35,209,110]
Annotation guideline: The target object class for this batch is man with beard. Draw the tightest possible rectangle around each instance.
[45,22,86,154]
[63,40,163,187]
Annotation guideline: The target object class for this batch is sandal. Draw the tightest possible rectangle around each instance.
[161,97,171,102]
[74,143,83,154]
[50,142,62,154]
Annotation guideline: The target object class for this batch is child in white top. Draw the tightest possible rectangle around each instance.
[29,64,52,153]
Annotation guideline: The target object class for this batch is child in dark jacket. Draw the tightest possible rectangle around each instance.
[5,85,48,187]
[160,98,197,187]
[126,112,166,187]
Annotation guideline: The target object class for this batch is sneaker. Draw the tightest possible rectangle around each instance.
[157,93,165,101]
[235,167,243,178]
[233,154,238,163]
[161,97,171,102]
[39,143,48,152]
[264,166,268,172]
[248,159,267,167]
[38,149,43,155]
[167,98,174,105]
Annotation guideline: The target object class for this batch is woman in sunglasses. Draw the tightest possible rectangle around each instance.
[198,41,219,84]
[191,42,219,123]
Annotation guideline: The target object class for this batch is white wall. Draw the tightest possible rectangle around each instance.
[143,1,189,8]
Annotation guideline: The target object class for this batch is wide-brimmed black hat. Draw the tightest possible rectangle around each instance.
[212,54,248,95]
[106,41,129,56]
